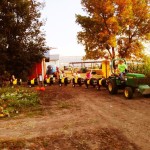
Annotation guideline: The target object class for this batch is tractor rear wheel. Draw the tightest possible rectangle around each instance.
[124,87,133,99]
[108,80,118,94]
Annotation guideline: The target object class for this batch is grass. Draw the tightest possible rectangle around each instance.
[0,86,40,118]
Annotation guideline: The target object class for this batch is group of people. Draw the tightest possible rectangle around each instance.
[45,59,128,83]
[1,60,127,87]
[45,65,94,82]
[45,65,66,80]
[73,60,128,81]
[72,69,93,82]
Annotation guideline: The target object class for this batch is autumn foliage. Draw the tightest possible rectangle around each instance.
[76,0,150,59]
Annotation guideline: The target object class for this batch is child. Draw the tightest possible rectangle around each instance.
[85,70,92,88]
[55,67,60,79]
[72,70,81,85]
[59,70,65,85]
[86,70,92,79]
[117,60,128,79]
[10,75,16,85]
[73,70,81,78]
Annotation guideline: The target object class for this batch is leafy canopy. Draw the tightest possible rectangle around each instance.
[76,0,150,59]
[0,0,49,79]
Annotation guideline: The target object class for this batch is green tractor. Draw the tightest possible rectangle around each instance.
[107,58,150,99]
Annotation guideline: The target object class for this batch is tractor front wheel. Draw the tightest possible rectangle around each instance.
[124,87,133,99]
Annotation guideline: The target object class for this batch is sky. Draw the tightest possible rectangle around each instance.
[42,0,86,56]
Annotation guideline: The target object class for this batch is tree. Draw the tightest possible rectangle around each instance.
[76,0,150,59]
[0,0,49,79]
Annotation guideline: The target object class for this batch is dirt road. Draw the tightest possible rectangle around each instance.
[0,85,150,149]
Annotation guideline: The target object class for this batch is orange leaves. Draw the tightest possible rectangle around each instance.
[102,0,115,14]
[145,33,150,40]
[106,16,120,33]
[78,0,149,59]
[108,35,117,47]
